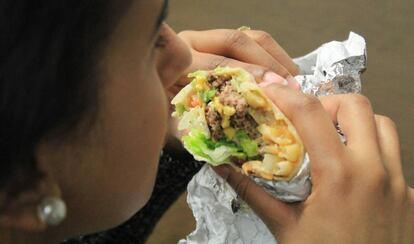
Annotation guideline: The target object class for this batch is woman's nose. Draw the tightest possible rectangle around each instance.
[156,23,192,88]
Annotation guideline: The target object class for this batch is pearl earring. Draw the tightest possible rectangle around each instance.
[37,196,67,226]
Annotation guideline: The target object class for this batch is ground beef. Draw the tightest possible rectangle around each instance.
[218,81,248,117]
[231,113,260,139]
[206,75,260,141]
[208,75,231,90]
[205,106,224,140]
[218,82,260,139]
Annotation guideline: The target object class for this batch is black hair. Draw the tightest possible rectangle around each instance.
[0,1,130,196]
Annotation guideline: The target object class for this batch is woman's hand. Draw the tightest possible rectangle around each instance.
[215,82,414,243]
[173,28,300,94]
[164,28,300,153]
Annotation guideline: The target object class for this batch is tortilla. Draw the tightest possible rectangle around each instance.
[172,67,305,181]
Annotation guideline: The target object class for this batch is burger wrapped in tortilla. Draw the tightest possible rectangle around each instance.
[172,67,305,181]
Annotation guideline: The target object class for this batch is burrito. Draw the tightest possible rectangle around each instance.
[172,67,305,181]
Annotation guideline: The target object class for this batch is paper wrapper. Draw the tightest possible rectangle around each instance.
[179,32,366,244]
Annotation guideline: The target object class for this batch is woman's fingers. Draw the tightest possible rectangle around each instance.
[179,51,268,84]
[213,164,294,232]
[374,115,404,187]
[177,29,301,91]
[319,95,381,160]
[242,30,299,76]
[177,51,300,90]
[318,95,387,186]
[259,82,344,179]
[178,29,293,79]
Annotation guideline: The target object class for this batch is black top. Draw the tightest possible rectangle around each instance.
[63,150,202,244]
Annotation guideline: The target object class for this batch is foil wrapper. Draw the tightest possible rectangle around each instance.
[178,166,276,244]
[250,154,311,203]
[295,32,366,96]
[180,32,367,244]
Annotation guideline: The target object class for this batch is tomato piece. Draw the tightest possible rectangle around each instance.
[190,95,200,107]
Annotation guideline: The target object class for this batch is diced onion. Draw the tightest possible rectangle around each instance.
[274,161,293,176]
[263,154,279,171]
[258,124,292,145]
[262,145,279,154]
[244,91,267,109]
[282,144,300,162]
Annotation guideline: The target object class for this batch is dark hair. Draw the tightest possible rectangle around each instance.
[0,1,130,196]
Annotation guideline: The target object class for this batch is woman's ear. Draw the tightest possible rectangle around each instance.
[0,176,64,232]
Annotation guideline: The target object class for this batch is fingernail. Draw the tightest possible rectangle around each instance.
[259,72,288,87]
[286,75,301,90]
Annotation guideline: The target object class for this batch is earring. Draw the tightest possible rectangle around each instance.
[37,196,67,226]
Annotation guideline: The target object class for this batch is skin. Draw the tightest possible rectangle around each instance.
[0,1,190,243]
[0,0,413,243]
[215,88,414,243]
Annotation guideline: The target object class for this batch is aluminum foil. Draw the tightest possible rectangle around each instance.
[180,32,367,244]
[250,154,311,203]
[178,166,276,244]
[295,32,366,96]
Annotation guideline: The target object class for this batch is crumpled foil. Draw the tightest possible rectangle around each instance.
[179,32,367,244]
[295,32,366,96]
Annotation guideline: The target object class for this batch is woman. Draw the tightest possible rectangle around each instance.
[0,1,413,243]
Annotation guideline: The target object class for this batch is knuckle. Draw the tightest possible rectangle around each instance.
[269,63,289,77]
[377,115,397,130]
[330,165,354,192]
[366,167,389,190]
[224,30,250,51]
[347,94,373,110]
[297,94,322,113]
[243,65,266,79]
[207,56,230,69]
[253,30,273,45]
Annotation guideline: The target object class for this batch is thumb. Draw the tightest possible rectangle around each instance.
[213,164,295,232]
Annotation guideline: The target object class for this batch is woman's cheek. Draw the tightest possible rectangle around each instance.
[131,75,168,205]
[96,68,168,221]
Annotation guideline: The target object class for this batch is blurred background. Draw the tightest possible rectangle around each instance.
[147,0,414,243]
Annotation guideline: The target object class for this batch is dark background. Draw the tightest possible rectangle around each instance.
[147,0,414,243]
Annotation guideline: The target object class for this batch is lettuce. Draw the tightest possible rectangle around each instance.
[200,89,216,103]
[171,84,193,105]
[179,110,259,165]
[178,107,210,137]
[171,84,194,117]
[174,67,261,165]
[235,131,259,157]
[175,104,186,116]
[183,129,246,166]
